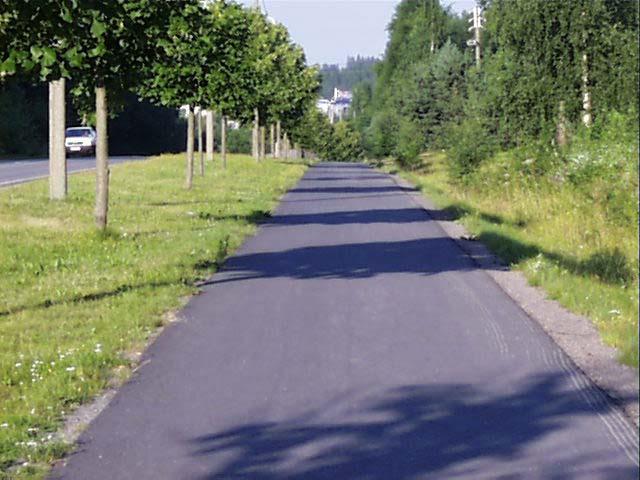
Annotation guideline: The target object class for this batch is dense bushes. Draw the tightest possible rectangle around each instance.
[446,117,495,178]
[289,109,363,162]
[0,78,47,156]
[326,122,364,162]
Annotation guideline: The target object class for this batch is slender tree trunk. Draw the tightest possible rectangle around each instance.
[283,133,290,159]
[275,120,281,158]
[556,100,568,147]
[259,126,266,161]
[475,24,481,68]
[581,53,592,128]
[185,105,194,189]
[49,78,67,200]
[269,124,275,158]
[197,107,204,176]
[206,110,215,162]
[221,115,227,169]
[252,108,259,160]
[94,86,109,230]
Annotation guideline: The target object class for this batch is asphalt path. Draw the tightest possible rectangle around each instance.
[0,155,146,187]
[51,162,639,479]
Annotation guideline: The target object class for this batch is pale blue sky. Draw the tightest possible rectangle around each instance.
[238,0,477,66]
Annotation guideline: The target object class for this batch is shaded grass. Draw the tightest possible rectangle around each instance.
[389,150,638,368]
[0,154,306,478]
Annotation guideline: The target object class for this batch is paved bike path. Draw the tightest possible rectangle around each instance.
[51,162,639,479]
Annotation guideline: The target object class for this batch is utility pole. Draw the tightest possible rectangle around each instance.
[467,5,484,68]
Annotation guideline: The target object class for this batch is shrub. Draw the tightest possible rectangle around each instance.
[446,117,495,178]
[394,119,423,169]
[326,122,364,162]
[226,126,251,154]
[365,109,399,158]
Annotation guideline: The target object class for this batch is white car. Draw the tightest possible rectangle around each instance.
[65,127,96,156]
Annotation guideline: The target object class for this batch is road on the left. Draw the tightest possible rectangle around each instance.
[0,156,147,187]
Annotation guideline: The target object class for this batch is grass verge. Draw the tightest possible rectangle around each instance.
[0,154,307,478]
[388,150,638,368]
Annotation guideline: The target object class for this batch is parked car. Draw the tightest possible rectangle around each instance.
[65,127,96,156]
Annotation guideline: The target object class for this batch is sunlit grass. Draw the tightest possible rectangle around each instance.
[393,149,638,368]
[0,154,306,478]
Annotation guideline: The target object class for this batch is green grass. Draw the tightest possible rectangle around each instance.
[390,150,638,368]
[0,154,307,478]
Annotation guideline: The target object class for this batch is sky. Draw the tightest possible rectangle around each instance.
[239,0,477,66]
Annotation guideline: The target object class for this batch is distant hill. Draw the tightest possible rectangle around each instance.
[319,56,378,99]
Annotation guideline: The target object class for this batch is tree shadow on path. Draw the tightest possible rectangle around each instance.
[189,372,638,479]
[203,237,475,285]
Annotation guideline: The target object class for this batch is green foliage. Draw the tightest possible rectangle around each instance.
[365,109,400,158]
[289,109,363,162]
[140,1,249,114]
[226,127,252,155]
[0,78,47,156]
[483,0,639,144]
[241,9,319,131]
[446,116,495,178]
[394,119,423,168]
[326,122,364,162]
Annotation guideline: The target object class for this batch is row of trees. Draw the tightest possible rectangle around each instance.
[0,0,320,228]
[350,0,639,172]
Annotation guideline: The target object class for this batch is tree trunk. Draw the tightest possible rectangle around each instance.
[197,107,204,176]
[259,126,266,161]
[49,78,67,200]
[94,86,109,230]
[581,53,592,128]
[206,110,215,162]
[283,133,290,159]
[275,120,281,158]
[185,105,194,189]
[270,124,275,158]
[556,100,568,148]
[221,115,227,169]
[252,108,259,160]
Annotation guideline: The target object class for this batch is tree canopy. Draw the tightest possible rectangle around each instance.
[351,0,639,168]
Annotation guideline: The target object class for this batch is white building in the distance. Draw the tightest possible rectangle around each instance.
[316,88,352,123]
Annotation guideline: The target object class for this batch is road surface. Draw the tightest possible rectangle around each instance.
[0,155,146,187]
[51,162,639,479]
